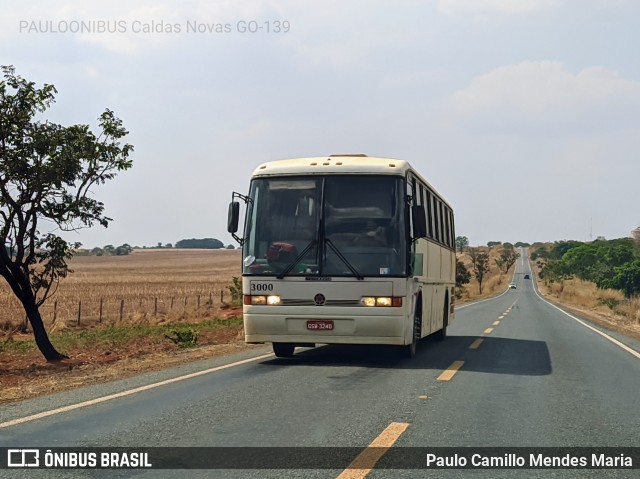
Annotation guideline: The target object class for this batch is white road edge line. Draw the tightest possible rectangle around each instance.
[530,261,640,361]
[0,352,274,429]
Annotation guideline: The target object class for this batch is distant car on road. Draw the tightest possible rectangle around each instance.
[509,282,517,289]
[524,274,530,279]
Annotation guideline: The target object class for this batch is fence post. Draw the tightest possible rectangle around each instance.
[184,296,188,309]
[77,300,82,325]
[220,290,224,303]
[154,297,158,315]
[120,299,125,321]
[197,295,201,309]
[209,292,213,307]
[99,298,103,323]
[171,297,174,310]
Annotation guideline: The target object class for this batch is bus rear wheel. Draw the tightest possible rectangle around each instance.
[273,343,295,358]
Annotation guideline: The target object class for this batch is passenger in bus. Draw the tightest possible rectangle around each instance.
[354,223,387,247]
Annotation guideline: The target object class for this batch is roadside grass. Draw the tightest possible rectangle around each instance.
[0,317,243,356]
[618,297,640,324]
[0,338,35,354]
[542,278,640,325]
[532,262,640,341]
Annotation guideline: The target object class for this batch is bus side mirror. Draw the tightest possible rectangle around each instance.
[228,201,240,234]
[412,205,427,239]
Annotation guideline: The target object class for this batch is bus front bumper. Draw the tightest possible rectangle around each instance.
[244,312,408,346]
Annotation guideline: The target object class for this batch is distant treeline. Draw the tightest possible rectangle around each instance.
[175,238,225,249]
[534,238,640,297]
[73,238,235,256]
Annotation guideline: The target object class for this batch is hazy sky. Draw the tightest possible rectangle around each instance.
[2,0,639,248]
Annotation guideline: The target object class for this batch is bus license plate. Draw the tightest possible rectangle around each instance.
[307,320,334,331]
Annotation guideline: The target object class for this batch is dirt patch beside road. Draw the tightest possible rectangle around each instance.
[0,310,260,404]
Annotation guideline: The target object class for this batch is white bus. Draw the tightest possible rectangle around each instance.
[228,154,456,358]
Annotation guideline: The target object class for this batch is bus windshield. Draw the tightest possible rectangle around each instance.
[242,176,407,277]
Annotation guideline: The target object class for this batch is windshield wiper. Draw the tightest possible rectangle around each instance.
[324,238,364,280]
[277,240,317,279]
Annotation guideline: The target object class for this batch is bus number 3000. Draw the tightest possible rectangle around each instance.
[251,283,273,292]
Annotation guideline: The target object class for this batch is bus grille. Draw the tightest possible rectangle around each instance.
[280,299,361,307]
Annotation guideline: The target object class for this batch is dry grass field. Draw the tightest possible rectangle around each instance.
[0,248,242,331]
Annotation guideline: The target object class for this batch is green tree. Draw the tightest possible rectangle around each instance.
[456,259,470,287]
[561,238,634,287]
[601,259,640,298]
[530,246,549,261]
[469,248,490,294]
[549,240,582,260]
[540,238,637,292]
[498,245,519,274]
[114,243,132,255]
[0,66,133,360]
[455,236,469,252]
[175,238,224,249]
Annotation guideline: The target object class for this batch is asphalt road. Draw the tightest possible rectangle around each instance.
[1,250,639,478]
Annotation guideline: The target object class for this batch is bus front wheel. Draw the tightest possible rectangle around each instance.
[406,306,422,359]
[273,343,295,358]
[435,297,448,341]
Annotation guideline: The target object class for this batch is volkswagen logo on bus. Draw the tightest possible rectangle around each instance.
[313,293,326,306]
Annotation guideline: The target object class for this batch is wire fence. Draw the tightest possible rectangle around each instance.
[0,290,236,331]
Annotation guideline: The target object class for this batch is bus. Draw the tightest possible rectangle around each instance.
[227,154,456,358]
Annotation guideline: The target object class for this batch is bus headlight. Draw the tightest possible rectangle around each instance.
[376,297,393,307]
[360,297,376,307]
[360,297,402,307]
[266,295,281,305]
[249,295,267,305]
[246,295,281,305]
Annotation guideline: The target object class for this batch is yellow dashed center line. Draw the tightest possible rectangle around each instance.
[336,422,409,479]
[469,338,484,350]
[484,327,494,334]
[437,360,465,381]
[419,395,429,399]
[493,321,500,326]
[499,315,505,319]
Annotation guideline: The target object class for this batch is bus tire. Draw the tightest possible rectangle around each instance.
[406,299,422,358]
[435,296,448,341]
[273,343,295,358]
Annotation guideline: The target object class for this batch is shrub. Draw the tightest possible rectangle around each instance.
[227,276,243,305]
[165,326,199,348]
[599,297,620,311]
